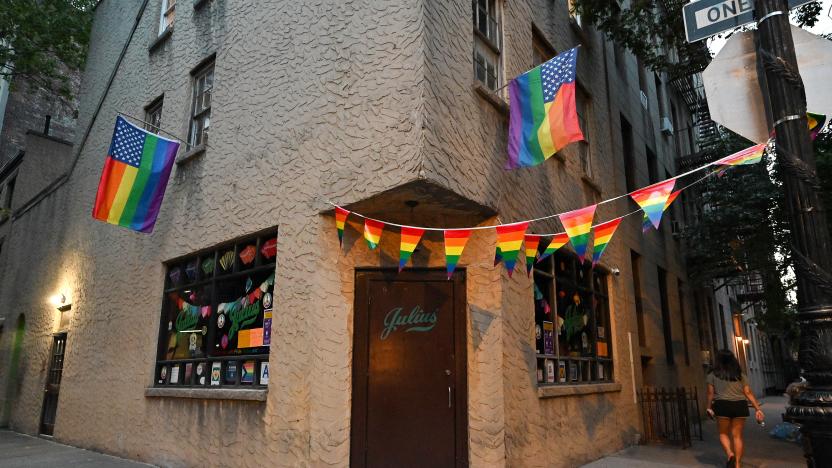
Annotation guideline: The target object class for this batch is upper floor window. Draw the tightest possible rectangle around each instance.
[532,28,555,67]
[156,228,278,388]
[567,0,582,27]
[159,0,176,35]
[473,0,502,91]
[534,250,613,386]
[145,97,163,134]
[188,62,214,149]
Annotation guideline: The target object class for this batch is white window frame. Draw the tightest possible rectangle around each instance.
[472,0,503,92]
[188,62,214,149]
[158,0,176,35]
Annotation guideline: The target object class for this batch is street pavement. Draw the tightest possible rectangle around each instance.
[583,396,804,467]
[0,430,153,467]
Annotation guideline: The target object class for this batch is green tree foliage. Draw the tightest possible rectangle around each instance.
[0,0,96,100]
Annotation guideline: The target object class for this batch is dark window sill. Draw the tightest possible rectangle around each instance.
[473,82,508,115]
[538,382,622,399]
[194,0,209,9]
[176,144,206,165]
[145,387,267,401]
[149,27,173,53]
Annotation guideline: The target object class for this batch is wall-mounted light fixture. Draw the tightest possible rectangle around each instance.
[49,293,71,312]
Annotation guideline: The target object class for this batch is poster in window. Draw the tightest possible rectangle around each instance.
[543,321,554,355]
[536,361,544,383]
[558,361,566,383]
[545,359,555,384]
[158,365,168,384]
[210,362,221,386]
[260,362,270,385]
[225,361,238,384]
[598,362,605,380]
[241,360,255,384]
[170,365,180,384]
[597,341,609,357]
[196,362,206,385]
[569,362,578,381]
[597,326,605,339]
[184,363,193,384]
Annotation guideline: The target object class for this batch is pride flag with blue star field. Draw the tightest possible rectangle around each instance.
[507,47,584,169]
[93,116,179,233]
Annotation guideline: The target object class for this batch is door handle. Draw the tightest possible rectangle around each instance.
[448,386,452,408]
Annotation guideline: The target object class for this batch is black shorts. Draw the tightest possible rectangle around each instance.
[713,399,750,418]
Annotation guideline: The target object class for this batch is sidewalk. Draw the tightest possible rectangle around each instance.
[583,396,804,468]
[0,430,153,467]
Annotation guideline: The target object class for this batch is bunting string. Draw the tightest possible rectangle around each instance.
[325,141,766,235]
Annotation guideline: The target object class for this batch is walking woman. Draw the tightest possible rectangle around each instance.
[706,349,765,467]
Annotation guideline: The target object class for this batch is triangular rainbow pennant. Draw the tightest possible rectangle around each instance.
[808,112,826,140]
[335,207,350,247]
[399,227,425,271]
[714,143,766,167]
[494,247,503,266]
[444,229,472,279]
[524,234,541,276]
[591,218,623,267]
[538,233,569,262]
[559,205,596,261]
[630,179,676,230]
[641,189,681,232]
[363,219,384,250]
[495,222,529,277]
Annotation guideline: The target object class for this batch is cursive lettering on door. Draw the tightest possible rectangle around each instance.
[380,305,438,340]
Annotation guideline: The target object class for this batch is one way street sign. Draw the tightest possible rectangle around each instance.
[683,0,810,43]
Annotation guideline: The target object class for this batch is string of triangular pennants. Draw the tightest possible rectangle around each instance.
[331,142,770,279]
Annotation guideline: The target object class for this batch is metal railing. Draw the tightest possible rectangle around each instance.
[638,386,703,448]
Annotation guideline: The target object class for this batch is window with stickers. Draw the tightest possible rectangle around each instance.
[155,228,277,388]
[534,250,612,386]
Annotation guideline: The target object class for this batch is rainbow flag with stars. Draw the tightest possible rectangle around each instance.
[93,116,180,232]
[398,227,425,271]
[559,205,596,261]
[444,229,472,278]
[631,179,676,230]
[495,222,529,276]
[591,218,623,267]
[507,47,583,169]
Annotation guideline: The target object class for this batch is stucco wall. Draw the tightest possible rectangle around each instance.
[0,0,707,466]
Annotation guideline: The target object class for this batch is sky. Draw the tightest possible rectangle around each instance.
[707,0,832,54]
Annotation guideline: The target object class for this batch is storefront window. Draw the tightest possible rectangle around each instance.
[534,250,612,385]
[155,228,277,388]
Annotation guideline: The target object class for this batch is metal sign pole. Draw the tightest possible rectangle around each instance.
[753,0,832,465]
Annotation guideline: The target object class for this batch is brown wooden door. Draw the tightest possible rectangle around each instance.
[39,333,66,436]
[351,269,467,468]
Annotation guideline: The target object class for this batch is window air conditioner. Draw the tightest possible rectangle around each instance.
[660,117,674,135]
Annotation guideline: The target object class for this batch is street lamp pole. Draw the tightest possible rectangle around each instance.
[753,0,832,465]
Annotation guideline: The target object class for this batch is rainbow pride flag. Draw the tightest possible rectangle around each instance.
[715,143,766,167]
[335,207,350,247]
[398,227,425,271]
[363,219,384,249]
[591,218,623,267]
[495,222,529,276]
[92,116,179,232]
[641,189,681,232]
[524,234,541,276]
[631,179,676,230]
[538,232,569,262]
[559,205,596,261]
[507,48,583,169]
[444,229,472,278]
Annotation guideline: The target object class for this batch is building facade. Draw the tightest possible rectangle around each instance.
[0,1,707,466]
